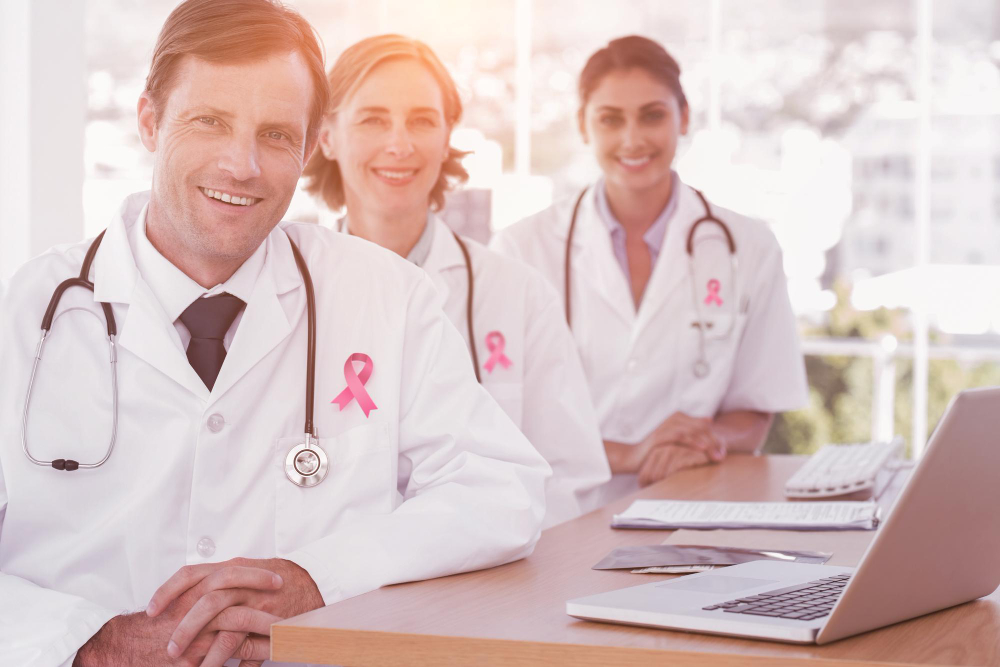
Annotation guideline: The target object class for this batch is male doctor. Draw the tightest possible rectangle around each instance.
[0,1,549,665]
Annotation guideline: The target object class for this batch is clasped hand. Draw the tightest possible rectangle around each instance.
[632,412,727,487]
[76,557,323,667]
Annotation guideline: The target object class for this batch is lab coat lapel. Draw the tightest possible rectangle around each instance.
[571,192,635,327]
[634,183,700,333]
[92,194,212,400]
[119,281,212,399]
[421,217,467,289]
[208,228,299,402]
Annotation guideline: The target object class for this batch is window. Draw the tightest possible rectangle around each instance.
[64,0,1000,456]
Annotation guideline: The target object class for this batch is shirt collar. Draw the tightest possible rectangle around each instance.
[341,212,435,267]
[421,216,467,274]
[594,170,681,253]
[404,213,436,267]
[132,204,266,322]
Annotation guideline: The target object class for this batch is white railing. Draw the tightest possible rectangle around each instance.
[800,337,1000,457]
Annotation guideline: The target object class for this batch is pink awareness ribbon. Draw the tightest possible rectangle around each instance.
[704,279,723,306]
[483,331,512,374]
[331,353,378,417]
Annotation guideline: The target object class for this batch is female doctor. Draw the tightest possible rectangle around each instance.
[303,35,610,527]
[491,36,808,500]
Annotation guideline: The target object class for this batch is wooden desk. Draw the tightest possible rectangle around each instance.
[272,455,1000,666]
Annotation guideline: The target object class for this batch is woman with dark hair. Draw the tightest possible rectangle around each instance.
[492,36,808,501]
[305,35,610,527]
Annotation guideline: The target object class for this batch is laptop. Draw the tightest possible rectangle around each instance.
[566,387,1000,644]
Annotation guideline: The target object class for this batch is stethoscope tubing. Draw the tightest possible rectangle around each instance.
[450,230,482,384]
[288,239,318,438]
[22,230,120,471]
[563,184,739,377]
[23,230,318,472]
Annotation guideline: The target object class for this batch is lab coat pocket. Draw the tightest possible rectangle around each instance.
[684,310,749,376]
[702,312,747,341]
[274,421,394,550]
[483,381,524,428]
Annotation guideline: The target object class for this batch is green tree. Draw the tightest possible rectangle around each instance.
[764,281,1000,456]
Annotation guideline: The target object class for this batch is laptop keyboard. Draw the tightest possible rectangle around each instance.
[701,574,851,621]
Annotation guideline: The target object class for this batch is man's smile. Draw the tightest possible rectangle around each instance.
[198,187,260,206]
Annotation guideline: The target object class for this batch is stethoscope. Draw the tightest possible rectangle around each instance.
[336,218,485,384]
[563,185,739,378]
[450,230,483,384]
[21,230,331,488]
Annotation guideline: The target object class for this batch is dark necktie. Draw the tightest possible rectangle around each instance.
[178,293,246,390]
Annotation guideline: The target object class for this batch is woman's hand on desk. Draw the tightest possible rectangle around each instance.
[605,412,727,476]
[605,412,726,474]
[636,444,716,487]
[642,412,727,462]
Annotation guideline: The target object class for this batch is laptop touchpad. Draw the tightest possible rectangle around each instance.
[658,575,777,595]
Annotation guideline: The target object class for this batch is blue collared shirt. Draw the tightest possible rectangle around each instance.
[593,171,680,281]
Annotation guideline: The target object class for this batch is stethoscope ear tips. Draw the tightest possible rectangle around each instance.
[51,459,80,471]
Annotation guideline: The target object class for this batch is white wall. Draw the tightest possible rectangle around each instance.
[0,0,86,279]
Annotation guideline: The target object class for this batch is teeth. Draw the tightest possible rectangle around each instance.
[375,169,417,181]
[619,156,651,167]
[200,187,257,206]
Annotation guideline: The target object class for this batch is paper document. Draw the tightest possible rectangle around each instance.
[612,499,880,531]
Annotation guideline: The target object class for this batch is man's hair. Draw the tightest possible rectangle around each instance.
[145,0,330,145]
[302,34,469,212]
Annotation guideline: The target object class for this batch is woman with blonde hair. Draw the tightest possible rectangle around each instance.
[305,35,610,527]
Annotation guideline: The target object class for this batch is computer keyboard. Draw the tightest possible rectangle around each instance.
[702,574,852,621]
[784,437,903,499]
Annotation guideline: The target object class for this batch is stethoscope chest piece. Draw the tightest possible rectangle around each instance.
[284,434,329,487]
[693,359,710,379]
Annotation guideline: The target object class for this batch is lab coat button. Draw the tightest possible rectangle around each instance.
[197,537,216,558]
[207,414,225,433]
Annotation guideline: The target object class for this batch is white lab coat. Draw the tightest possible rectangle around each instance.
[491,181,808,499]
[0,192,550,666]
[418,218,610,527]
